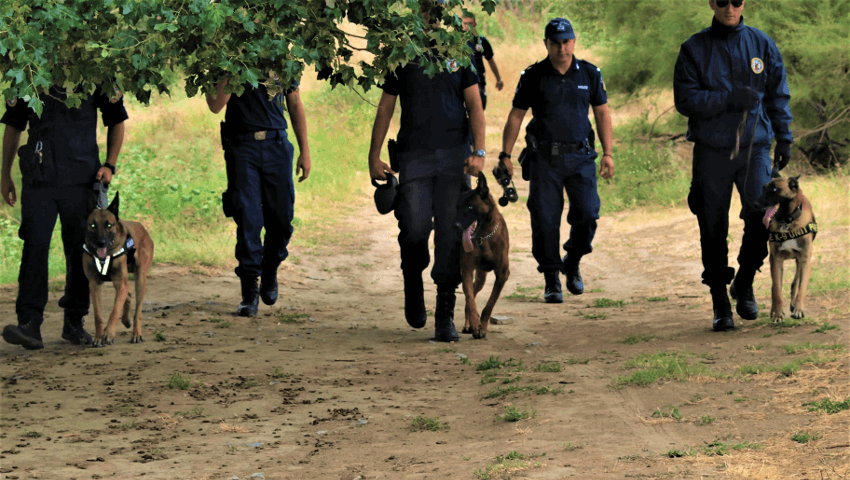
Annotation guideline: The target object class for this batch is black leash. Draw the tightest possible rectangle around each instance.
[93,179,109,209]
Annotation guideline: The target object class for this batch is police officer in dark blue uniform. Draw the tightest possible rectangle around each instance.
[500,18,615,304]
[368,1,486,342]
[1,84,128,349]
[461,16,505,110]
[674,0,792,332]
[207,75,311,317]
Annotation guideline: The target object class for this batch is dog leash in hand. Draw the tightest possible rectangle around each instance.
[94,180,109,209]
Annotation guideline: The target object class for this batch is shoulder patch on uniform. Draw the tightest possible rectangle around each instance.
[6,96,17,107]
[751,57,764,74]
[447,59,459,72]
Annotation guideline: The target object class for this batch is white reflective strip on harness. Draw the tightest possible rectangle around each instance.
[94,256,111,276]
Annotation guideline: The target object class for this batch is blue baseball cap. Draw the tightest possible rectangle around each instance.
[545,18,575,40]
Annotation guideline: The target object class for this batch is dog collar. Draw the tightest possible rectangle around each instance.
[473,222,499,246]
[83,236,136,278]
[779,204,803,224]
[769,222,817,243]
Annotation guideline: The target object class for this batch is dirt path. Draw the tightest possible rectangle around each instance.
[1,177,848,480]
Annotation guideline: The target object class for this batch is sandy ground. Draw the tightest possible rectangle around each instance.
[1,166,848,480]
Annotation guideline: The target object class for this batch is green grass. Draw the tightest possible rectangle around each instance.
[476,356,522,372]
[803,397,850,415]
[666,439,761,458]
[498,405,535,422]
[812,322,840,334]
[791,431,820,444]
[782,342,844,354]
[645,297,668,302]
[651,406,682,421]
[505,284,541,300]
[612,350,719,388]
[622,334,655,345]
[595,298,627,308]
[736,353,838,377]
[696,415,715,426]
[410,416,448,432]
[280,312,310,324]
[534,362,561,372]
[473,450,545,480]
[167,372,191,390]
[153,330,166,342]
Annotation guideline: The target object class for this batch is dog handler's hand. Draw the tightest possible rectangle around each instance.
[501,158,515,179]
[296,153,311,182]
[369,158,395,181]
[1,174,16,207]
[599,155,614,179]
[96,167,113,186]
[465,155,484,176]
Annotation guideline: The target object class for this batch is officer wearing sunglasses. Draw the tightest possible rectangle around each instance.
[674,0,793,332]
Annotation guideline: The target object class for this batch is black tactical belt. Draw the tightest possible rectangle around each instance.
[538,140,588,157]
[230,130,283,142]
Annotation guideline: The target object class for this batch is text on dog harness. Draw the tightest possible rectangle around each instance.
[768,222,817,243]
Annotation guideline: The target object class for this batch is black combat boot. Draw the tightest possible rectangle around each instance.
[562,254,584,295]
[3,317,44,350]
[543,271,563,304]
[403,273,427,329]
[710,287,735,332]
[260,263,280,306]
[237,276,259,317]
[729,268,758,320]
[62,311,93,345]
[434,287,459,342]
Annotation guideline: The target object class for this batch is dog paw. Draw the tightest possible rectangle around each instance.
[121,318,131,329]
[790,309,805,319]
[770,312,785,323]
[99,335,115,346]
[130,335,144,344]
[461,327,473,335]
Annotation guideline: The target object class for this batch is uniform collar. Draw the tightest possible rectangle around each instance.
[709,15,745,38]
[544,55,578,75]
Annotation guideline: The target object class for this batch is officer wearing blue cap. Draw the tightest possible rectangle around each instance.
[461,16,504,110]
[500,17,614,303]
[674,0,792,332]
[368,0,486,342]
[207,75,311,317]
[1,84,128,349]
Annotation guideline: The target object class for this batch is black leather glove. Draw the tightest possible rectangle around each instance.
[774,141,792,171]
[727,86,759,111]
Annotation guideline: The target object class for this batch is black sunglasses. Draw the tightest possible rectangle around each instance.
[716,0,743,7]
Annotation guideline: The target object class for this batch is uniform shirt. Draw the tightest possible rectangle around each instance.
[468,36,494,86]
[224,79,298,134]
[674,16,793,148]
[381,55,479,152]
[1,85,128,187]
[512,56,607,144]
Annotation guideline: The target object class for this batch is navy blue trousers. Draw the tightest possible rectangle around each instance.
[17,184,90,322]
[527,151,600,273]
[228,135,295,279]
[687,143,771,287]
[395,144,468,288]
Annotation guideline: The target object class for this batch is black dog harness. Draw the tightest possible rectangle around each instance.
[83,235,136,280]
[769,222,817,243]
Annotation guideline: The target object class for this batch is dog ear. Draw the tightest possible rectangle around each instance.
[107,191,120,221]
[788,176,800,191]
[476,172,489,198]
[86,190,99,216]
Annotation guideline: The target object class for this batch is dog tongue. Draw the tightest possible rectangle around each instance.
[462,223,476,253]
[97,247,107,259]
[763,204,779,229]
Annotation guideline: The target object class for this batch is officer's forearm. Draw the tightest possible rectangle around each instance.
[368,93,396,162]
[486,59,502,83]
[592,104,613,156]
[501,108,526,155]
[2,125,22,177]
[206,78,230,114]
[463,85,485,151]
[105,122,125,166]
[286,91,310,156]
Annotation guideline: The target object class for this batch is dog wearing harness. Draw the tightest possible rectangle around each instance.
[454,172,511,339]
[83,191,154,346]
[757,176,817,322]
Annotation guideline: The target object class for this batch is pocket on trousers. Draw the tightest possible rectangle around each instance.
[687,181,702,216]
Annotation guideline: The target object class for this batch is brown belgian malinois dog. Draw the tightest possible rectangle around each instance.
[455,172,510,339]
[83,192,154,346]
[757,176,817,322]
